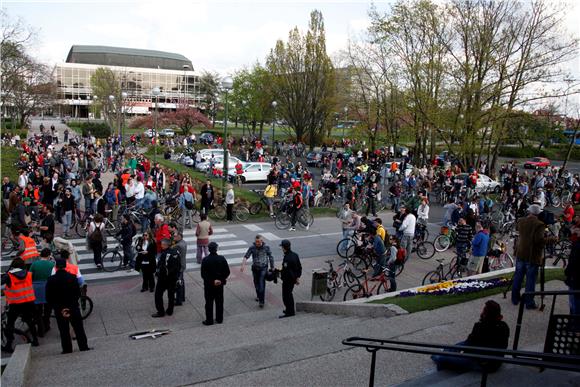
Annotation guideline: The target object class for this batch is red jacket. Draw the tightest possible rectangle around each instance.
[155,224,171,252]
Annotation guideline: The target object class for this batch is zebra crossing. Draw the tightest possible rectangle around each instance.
[1,227,253,284]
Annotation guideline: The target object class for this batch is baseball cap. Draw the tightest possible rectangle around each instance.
[55,258,67,269]
[208,242,218,252]
[279,239,291,249]
[527,204,542,215]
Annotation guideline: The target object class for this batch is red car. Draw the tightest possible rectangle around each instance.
[523,157,550,169]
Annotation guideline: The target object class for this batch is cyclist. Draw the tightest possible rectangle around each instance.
[1,257,40,352]
[289,182,304,232]
[234,160,244,184]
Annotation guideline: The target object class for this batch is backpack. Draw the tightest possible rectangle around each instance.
[89,222,103,243]
[184,196,194,210]
[396,247,406,263]
[451,207,461,225]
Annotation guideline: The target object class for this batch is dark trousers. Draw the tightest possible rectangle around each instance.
[282,280,295,315]
[54,306,89,353]
[366,199,376,216]
[35,303,52,336]
[141,266,155,290]
[252,266,268,304]
[290,207,298,227]
[204,284,224,324]
[122,244,133,266]
[175,272,185,304]
[92,242,103,266]
[226,203,234,221]
[511,260,539,308]
[4,302,38,347]
[155,278,176,315]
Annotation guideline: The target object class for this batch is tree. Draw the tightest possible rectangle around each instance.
[90,67,121,131]
[199,71,221,126]
[1,11,54,128]
[266,10,336,148]
[128,108,211,135]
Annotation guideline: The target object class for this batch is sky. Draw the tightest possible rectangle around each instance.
[3,0,580,111]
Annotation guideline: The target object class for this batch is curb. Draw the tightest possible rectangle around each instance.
[296,300,408,317]
[2,344,31,387]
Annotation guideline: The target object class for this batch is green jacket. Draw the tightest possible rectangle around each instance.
[516,215,547,265]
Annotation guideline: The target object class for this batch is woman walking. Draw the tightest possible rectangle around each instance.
[135,231,156,292]
[195,214,213,263]
[87,213,106,269]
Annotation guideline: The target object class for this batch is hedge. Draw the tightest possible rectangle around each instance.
[68,122,112,138]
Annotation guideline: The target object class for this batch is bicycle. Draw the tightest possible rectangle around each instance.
[101,236,126,272]
[211,201,250,222]
[320,258,361,302]
[1,305,33,352]
[274,206,313,230]
[422,257,465,285]
[76,211,118,238]
[433,225,456,252]
[343,267,395,301]
[248,190,280,215]
[487,241,515,271]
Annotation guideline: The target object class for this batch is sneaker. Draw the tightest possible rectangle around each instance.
[289,227,296,231]
[259,303,264,308]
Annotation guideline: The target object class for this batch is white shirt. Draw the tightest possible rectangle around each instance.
[417,204,429,221]
[225,189,235,204]
[134,182,145,199]
[18,174,28,188]
[400,213,416,236]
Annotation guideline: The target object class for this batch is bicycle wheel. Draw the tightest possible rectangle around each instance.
[105,220,117,236]
[434,234,450,252]
[343,269,359,286]
[351,255,370,274]
[2,326,31,350]
[343,284,366,301]
[394,263,404,277]
[1,238,17,256]
[375,279,391,295]
[76,220,88,238]
[274,212,291,230]
[561,191,572,207]
[79,296,94,320]
[249,202,263,215]
[297,211,313,229]
[416,241,435,260]
[235,206,250,222]
[212,206,226,220]
[319,281,337,302]
[551,195,561,208]
[422,270,442,285]
[101,250,122,272]
[498,253,514,269]
[336,238,355,258]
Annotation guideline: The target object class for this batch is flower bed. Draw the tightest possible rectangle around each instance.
[398,277,510,297]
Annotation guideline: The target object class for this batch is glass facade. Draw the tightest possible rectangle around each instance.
[55,62,203,117]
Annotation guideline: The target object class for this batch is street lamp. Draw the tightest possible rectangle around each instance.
[343,106,348,138]
[271,101,277,151]
[92,95,98,122]
[221,76,234,195]
[152,87,161,163]
[121,91,128,142]
[108,95,117,140]
[241,100,247,138]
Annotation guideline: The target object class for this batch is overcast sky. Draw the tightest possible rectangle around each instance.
[4,0,580,111]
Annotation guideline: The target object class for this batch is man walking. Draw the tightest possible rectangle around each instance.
[241,235,275,308]
[511,204,555,309]
[45,258,90,354]
[279,239,302,318]
[173,231,188,306]
[152,239,181,318]
[201,242,230,325]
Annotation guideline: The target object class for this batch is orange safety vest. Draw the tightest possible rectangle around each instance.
[5,272,36,304]
[19,235,40,262]
[64,262,79,276]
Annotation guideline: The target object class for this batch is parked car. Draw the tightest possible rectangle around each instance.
[306,151,332,168]
[196,155,242,172]
[144,129,155,138]
[523,157,550,169]
[197,149,227,162]
[159,128,175,137]
[457,173,501,194]
[228,162,271,183]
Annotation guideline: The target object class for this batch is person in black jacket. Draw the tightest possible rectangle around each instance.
[116,214,136,268]
[431,300,509,372]
[135,232,156,292]
[565,239,580,315]
[200,180,214,216]
[279,239,302,318]
[201,242,230,325]
[45,258,90,354]
[152,239,181,318]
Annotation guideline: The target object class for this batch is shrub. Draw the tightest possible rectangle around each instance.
[80,122,111,138]
[498,146,547,158]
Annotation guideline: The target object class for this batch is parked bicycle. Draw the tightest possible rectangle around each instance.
[211,201,250,222]
[320,258,362,302]
[101,235,126,272]
[433,225,456,252]
[342,267,395,301]
[422,257,465,285]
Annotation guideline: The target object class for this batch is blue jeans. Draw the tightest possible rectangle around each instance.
[339,229,354,254]
[252,266,268,304]
[63,210,73,235]
[570,286,580,315]
[431,341,484,372]
[511,260,539,308]
[135,197,144,210]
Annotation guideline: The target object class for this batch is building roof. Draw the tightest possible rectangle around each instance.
[66,45,193,71]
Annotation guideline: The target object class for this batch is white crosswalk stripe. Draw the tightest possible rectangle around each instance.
[0,226,255,283]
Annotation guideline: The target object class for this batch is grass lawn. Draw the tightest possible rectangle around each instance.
[369,268,566,313]
[1,146,22,183]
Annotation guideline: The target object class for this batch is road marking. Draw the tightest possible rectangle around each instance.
[243,224,263,232]
[65,227,230,245]
[284,232,342,240]
[261,232,281,241]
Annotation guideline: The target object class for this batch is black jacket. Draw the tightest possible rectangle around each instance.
[135,238,156,272]
[565,240,580,289]
[201,252,230,286]
[200,184,214,205]
[156,247,181,280]
[281,250,302,283]
[116,222,136,247]
[46,269,80,310]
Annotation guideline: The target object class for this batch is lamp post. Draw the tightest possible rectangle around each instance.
[271,101,277,151]
[92,95,98,122]
[108,95,117,140]
[221,76,234,196]
[343,106,348,138]
[121,91,128,142]
[152,87,161,163]
[182,64,190,108]
[241,100,247,138]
